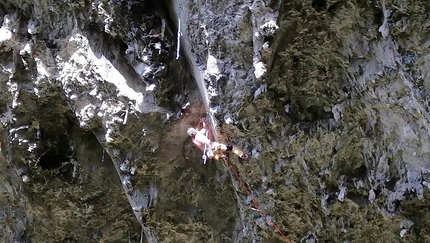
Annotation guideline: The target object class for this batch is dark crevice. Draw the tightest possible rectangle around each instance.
[326,192,337,205]
[346,192,370,206]
[373,5,384,27]
[31,93,78,175]
[385,177,398,191]
[327,1,346,15]
[38,133,72,170]
[0,5,4,26]
[374,188,382,197]
[345,164,367,178]
[311,0,326,12]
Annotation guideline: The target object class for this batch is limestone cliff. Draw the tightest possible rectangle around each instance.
[1,0,430,242]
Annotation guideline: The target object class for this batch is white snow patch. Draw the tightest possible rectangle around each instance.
[146,84,156,91]
[105,128,114,142]
[0,15,13,43]
[33,87,40,96]
[89,87,98,96]
[35,57,50,79]
[27,142,38,152]
[181,102,190,109]
[22,175,30,183]
[19,42,32,55]
[63,31,145,112]
[1,61,14,74]
[253,61,267,79]
[99,102,122,116]
[18,138,29,145]
[206,53,220,76]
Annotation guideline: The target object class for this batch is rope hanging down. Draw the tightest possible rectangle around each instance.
[176,16,182,59]
[223,157,291,243]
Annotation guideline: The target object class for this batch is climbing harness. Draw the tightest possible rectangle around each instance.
[223,157,291,243]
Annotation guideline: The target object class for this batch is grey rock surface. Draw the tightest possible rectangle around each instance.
[2,0,430,242]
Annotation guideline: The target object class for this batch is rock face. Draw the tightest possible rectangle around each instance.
[2,0,430,242]
[0,0,196,241]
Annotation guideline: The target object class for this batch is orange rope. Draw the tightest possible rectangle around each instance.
[205,115,290,241]
[223,157,291,243]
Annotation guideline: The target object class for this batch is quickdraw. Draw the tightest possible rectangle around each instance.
[202,129,209,164]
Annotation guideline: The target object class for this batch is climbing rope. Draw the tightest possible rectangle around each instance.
[223,157,291,243]
[202,114,289,240]
[176,16,182,60]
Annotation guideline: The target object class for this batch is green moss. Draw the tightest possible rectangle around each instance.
[229,0,430,241]
[269,0,350,122]
[400,192,430,242]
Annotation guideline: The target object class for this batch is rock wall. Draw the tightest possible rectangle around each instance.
[176,0,430,242]
[0,0,198,241]
[1,0,430,242]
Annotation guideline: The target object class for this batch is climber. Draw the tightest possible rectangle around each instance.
[187,118,248,161]
[187,118,214,160]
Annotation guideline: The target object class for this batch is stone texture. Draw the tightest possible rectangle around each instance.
[2,0,430,242]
